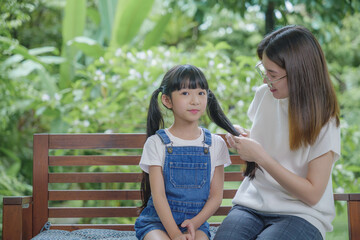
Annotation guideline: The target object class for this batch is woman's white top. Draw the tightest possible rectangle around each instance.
[232,84,341,239]
[139,128,231,180]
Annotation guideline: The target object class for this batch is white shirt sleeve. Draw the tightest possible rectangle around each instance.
[139,135,165,173]
[248,85,267,122]
[308,118,341,163]
[212,134,232,168]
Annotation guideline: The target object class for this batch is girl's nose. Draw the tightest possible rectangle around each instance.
[191,95,200,105]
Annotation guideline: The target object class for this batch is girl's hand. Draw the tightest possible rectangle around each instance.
[181,219,195,240]
[172,232,193,240]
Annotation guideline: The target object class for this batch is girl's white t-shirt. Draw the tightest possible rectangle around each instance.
[139,129,231,180]
[232,84,341,239]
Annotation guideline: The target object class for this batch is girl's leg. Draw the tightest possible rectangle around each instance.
[257,215,322,240]
[195,229,209,240]
[214,205,263,240]
[143,229,170,240]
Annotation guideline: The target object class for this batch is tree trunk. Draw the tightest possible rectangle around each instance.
[265,1,275,34]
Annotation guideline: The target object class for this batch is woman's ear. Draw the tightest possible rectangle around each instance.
[161,94,172,109]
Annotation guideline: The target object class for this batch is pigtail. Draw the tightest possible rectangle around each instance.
[146,88,165,137]
[140,88,164,212]
[207,90,259,180]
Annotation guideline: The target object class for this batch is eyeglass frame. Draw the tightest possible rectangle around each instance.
[255,62,287,88]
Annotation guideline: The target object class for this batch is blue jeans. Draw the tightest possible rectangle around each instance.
[214,205,322,240]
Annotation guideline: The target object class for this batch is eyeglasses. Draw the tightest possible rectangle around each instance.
[255,62,287,88]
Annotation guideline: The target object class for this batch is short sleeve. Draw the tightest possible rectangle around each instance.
[308,118,341,163]
[212,134,231,167]
[247,84,267,122]
[139,135,165,173]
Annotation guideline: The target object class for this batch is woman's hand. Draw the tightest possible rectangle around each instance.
[234,125,249,137]
[227,125,249,149]
[227,134,266,164]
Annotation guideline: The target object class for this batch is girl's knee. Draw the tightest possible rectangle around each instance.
[143,229,170,240]
[195,229,209,240]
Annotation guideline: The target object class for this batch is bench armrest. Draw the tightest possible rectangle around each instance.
[347,193,360,240]
[3,196,33,240]
[334,193,360,240]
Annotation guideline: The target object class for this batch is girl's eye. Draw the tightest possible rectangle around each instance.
[199,91,206,96]
[181,91,189,95]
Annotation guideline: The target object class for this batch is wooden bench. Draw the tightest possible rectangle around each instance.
[2,133,360,240]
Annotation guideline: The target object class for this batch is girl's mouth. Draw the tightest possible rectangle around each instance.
[189,109,200,114]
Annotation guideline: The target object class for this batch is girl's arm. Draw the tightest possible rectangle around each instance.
[149,166,191,239]
[229,135,333,206]
[182,165,224,230]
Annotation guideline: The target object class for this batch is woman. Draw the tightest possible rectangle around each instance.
[214,25,340,240]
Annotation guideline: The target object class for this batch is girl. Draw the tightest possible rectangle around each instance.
[214,25,340,240]
[135,64,241,240]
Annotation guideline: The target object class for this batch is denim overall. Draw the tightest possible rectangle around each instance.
[135,128,212,240]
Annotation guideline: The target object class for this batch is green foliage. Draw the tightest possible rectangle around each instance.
[59,0,87,89]
[110,0,155,48]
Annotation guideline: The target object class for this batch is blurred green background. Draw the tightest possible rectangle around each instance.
[1,0,359,239]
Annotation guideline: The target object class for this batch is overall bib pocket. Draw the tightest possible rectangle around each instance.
[169,161,207,188]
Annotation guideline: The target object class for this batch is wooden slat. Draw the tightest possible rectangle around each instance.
[214,206,231,215]
[49,172,142,183]
[23,201,33,240]
[224,172,244,181]
[49,189,236,201]
[334,193,350,201]
[50,223,222,231]
[49,172,242,183]
[223,189,237,199]
[3,196,32,205]
[49,206,232,218]
[33,134,49,236]
[209,222,221,227]
[348,200,360,240]
[49,155,241,167]
[48,133,147,149]
[49,155,141,166]
[229,155,246,165]
[49,190,141,201]
[2,205,24,240]
[50,224,135,231]
[49,207,139,218]
[349,193,360,200]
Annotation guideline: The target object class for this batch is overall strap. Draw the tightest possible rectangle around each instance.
[202,128,212,146]
[156,129,171,145]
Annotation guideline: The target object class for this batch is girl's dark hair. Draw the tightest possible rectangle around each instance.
[140,64,257,211]
[257,25,339,150]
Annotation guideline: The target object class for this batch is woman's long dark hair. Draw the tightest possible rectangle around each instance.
[140,64,257,211]
[257,25,339,150]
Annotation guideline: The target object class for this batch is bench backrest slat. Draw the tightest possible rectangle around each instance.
[49,156,141,166]
[48,134,147,149]
[49,190,141,201]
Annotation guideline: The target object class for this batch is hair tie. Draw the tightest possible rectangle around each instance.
[158,86,165,93]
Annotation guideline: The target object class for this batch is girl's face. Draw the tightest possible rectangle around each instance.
[262,53,289,99]
[162,87,208,124]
